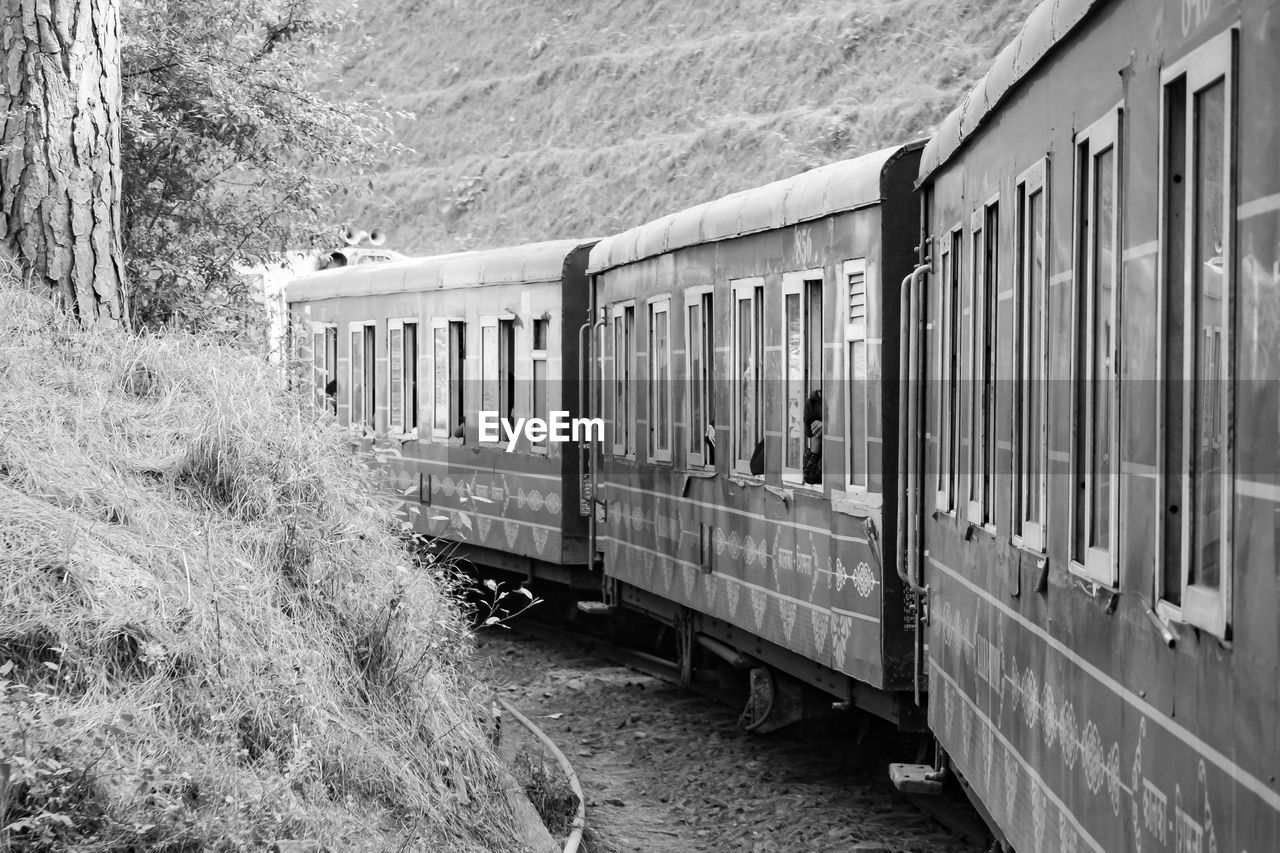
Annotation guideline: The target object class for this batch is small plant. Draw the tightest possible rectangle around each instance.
[511,748,577,836]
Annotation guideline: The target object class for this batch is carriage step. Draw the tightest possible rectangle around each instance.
[575,601,617,616]
[889,763,946,795]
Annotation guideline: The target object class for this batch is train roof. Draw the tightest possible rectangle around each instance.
[284,238,597,303]
[918,0,1101,183]
[587,142,922,275]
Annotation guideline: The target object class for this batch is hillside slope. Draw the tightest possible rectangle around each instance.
[0,276,524,851]
[335,0,1037,254]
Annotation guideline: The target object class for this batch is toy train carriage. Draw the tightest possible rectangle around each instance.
[911,0,1280,849]
[587,143,927,726]
[285,239,599,584]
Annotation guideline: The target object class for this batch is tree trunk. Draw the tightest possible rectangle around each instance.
[0,0,125,326]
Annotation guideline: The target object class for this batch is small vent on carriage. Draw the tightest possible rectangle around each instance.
[847,271,866,324]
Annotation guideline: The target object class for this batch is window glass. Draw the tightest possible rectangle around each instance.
[1191,78,1226,592]
[1090,146,1116,553]
[737,294,754,466]
[351,328,364,427]
[1014,168,1048,549]
[982,203,999,521]
[390,326,404,433]
[937,245,954,507]
[1161,77,1188,605]
[432,325,449,434]
[482,324,498,412]
[649,301,671,459]
[785,291,803,471]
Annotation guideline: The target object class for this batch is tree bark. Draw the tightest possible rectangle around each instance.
[1,0,125,326]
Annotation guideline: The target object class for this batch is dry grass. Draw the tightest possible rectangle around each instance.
[0,275,520,852]
[332,0,1038,253]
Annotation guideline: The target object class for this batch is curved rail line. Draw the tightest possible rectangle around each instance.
[497,696,587,853]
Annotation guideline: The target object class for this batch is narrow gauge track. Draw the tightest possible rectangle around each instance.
[476,621,989,853]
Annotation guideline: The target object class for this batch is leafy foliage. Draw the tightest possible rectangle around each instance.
[121,0,403,335]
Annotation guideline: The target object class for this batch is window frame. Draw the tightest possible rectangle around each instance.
[430,317,467,443]
[684,285,715,470]
[731,278,765,477]
[479,315,516,426]
[611,301,637,459]
[1069,107,1123,587]
[1013,158,1050,553]
[936,225,962,512]
[386,318,420,438]
[967,206,984,525]
[1155,29,1236,637]
[781,269,824,486]
[531,315,550,455]
[347,320,376,434]
[842,258,882,506]
[647,296,674,463]
[310,322,338,415]
[979,197,1000,528]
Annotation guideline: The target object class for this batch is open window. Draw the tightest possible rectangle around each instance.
[432,319,466,441]
[976,198,1000,526]
[1070,108,1122,586]
[311,325,337,415]
[1014,160,1049,552]
[783,270,824,485]
[684,287,715,468]
[348,321,376,433]
[648,298,672,462]
[611,303,635,457]
[1157,29,1235,637]
[731,279,765,476]
[388,319,419,437]
[936,227,962,511]
[480,316,516,428]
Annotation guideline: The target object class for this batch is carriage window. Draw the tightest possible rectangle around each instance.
[612,304,635,457]
[348,322,375,432]
[1014,161,1049,552]
[980,201,999,525]
[311,325,337,415]
[1071,110,1121,585]
[844,260,881,497]
[482,318,516,425]
[532,317,549,453]
[648,299,672,462]
[388,320,419,435]
[432,320,466,440]
[732,279,765,475]
[783,271,824,485]
[1159,31,1234,636]
[962,216,979,522]
[936,228,961,511]
[686,289,714,468]
[968,201,1000,527]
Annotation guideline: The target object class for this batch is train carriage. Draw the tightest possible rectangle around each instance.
[285,239,599,584]
[909,0,1280,849]
[586,143,928,727]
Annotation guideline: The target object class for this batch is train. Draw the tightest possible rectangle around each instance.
[284,0,1279,849]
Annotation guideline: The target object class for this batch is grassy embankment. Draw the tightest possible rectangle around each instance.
[0,275,523,852]
[333,0,1037,254]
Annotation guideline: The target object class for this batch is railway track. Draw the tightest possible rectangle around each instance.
[481,619,991,853]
